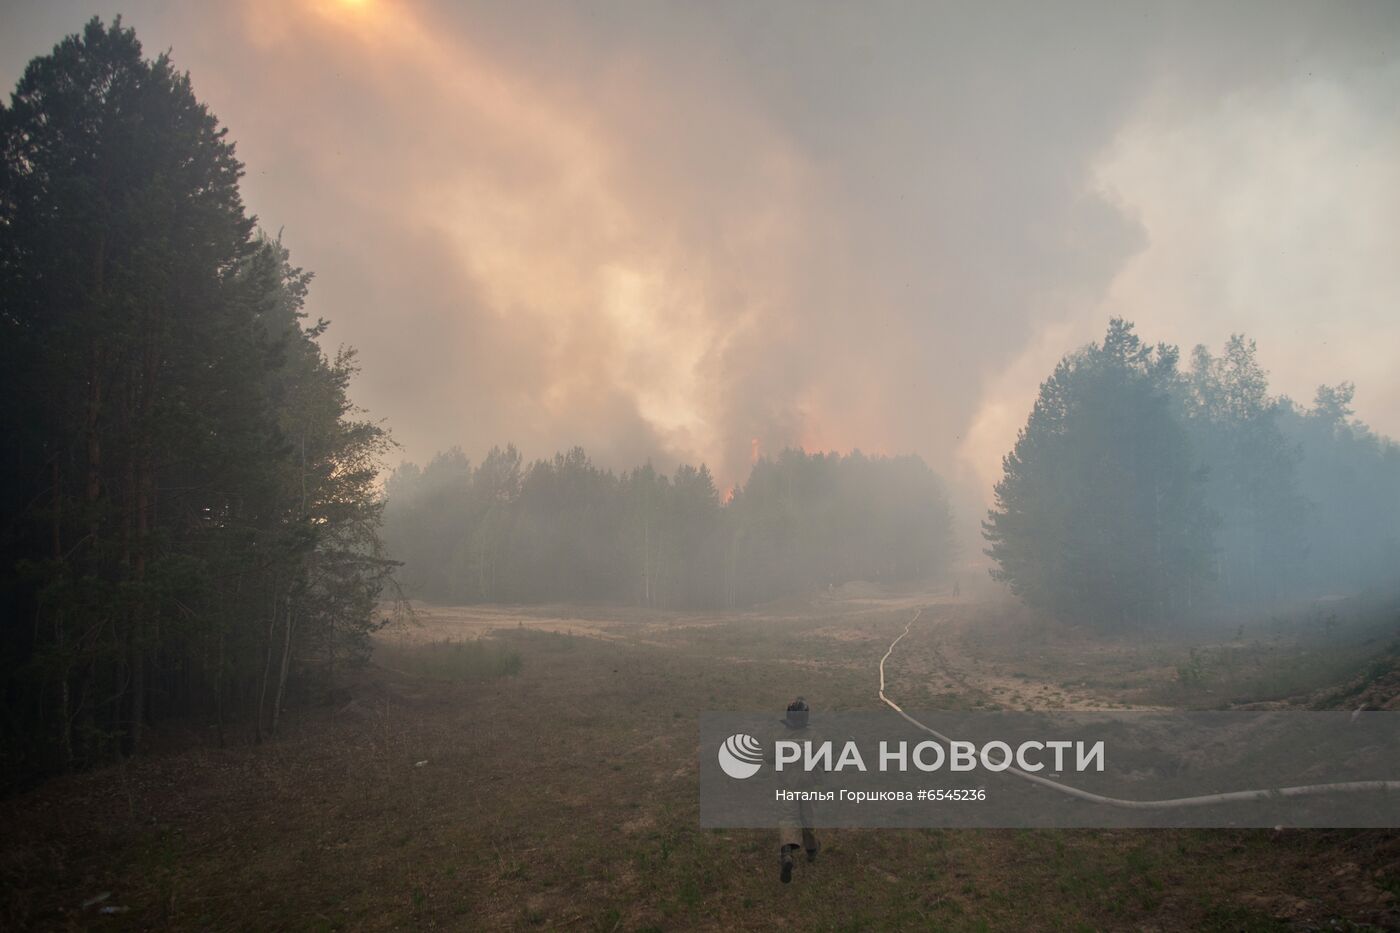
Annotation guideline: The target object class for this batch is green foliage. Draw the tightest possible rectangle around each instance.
[986,319,1400,629]
[1176,648,1208,687]
[728,449,954,605]
[384,447,954,608]
[1277,382,1400,595]
[0,18,394,785]
[984,319,1216,627]
[1181,336,1308,605]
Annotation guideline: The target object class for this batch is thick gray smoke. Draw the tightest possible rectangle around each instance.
[3,0,1397,536]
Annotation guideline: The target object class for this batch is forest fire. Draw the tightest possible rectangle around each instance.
[2,3,1398,930]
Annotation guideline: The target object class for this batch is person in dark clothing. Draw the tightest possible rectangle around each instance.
[777,696,820,883]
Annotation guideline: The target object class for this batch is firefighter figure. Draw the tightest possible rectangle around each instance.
[777,696,820,883]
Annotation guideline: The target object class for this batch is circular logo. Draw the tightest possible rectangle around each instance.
[718,733,764,779]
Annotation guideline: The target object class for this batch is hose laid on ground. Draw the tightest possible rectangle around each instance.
[877,608,1400,810]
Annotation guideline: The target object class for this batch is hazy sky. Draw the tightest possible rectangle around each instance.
[3,0,1398,520]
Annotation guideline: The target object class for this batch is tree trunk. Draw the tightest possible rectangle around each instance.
[52,458,74,769]
[256,585,278,744]
[215,629,226,749]
[127,342,158,755]
[270,591,294,735]
[128,454,150,754]
[271,428,310,735]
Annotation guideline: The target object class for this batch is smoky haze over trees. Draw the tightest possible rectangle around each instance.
[0,20,394,786]
[0,19,959,790]
[985,319,1400,627]
[383,448,955,609]
[1,12,1395,801]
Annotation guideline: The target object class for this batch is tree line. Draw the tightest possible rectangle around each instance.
[985,319,1400,627]
[383,446,955,609]
[0,20,394,787]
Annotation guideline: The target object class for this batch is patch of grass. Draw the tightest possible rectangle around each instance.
[1198,902,1288,931]
[7,595,1400,930]
[376,637,523,682]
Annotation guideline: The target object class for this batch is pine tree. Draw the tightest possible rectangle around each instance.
[1,19,395,781]
[983,320,1216,627]
[1181,336,1307,605]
